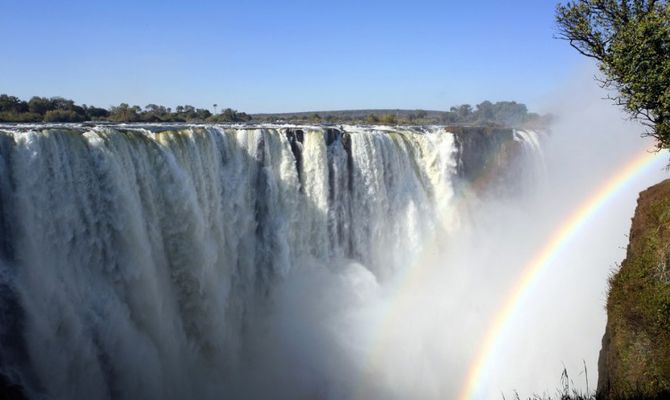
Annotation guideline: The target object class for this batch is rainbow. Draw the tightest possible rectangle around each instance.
[358,130,538,396]
[458,148,665,400]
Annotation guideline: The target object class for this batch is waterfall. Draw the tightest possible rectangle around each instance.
[0,125,477,400]
[514,129,546,175]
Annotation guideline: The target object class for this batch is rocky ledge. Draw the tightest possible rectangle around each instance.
[598,179,670,399]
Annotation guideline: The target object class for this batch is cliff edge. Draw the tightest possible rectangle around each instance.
[598,179,670,399]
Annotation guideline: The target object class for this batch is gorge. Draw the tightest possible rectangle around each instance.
[0,123,664,399]
[0,124,542,399]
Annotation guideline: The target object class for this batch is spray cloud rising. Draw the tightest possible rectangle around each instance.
[241,73,668,399]
[0,70,667,400]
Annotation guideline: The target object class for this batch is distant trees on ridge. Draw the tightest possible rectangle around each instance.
[0,94,546,128]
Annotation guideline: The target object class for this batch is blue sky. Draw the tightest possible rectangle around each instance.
[0,0,586,113]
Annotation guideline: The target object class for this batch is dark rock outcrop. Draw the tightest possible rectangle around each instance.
[451,126,527,197]
[285,128,305,184]
[598,179,670,399]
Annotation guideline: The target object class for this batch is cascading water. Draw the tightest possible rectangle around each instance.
[0,124,541,400]
[514,129,546,181]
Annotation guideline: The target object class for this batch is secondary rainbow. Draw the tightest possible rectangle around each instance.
[458,149,665,400]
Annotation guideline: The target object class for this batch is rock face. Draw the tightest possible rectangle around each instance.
[451,126,516,180]
[598,179,670,399]
[451,126,530,197]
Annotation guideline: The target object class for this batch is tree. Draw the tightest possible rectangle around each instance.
[0,95,28,113]
[110,103,140,122]
[222,108,236,121]
[44,109,84,123]
[491,101,528,126]
[380,114,398,125]
[85,105,110,119]
[28,96,51,115]
[0,94,251,123]
[145,104,161,113]
[556,0,670,148]
[49,97,75,111]
[451,104,473,122]
[195,108,212,120]
[475,101,495,122]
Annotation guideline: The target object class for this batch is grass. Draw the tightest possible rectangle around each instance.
[504,365,595,400]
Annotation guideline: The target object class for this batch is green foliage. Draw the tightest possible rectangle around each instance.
[0,94,104,122]
[44,110,85,123]
[208,108,251,123]
[0,94,247,123]
[0,93,544,126]
[0,111,41,122]
[254,102,546,126]
[84,105,110,119]
[556,0,670,148]
[604,182,670,398]
[380,113,398,124]
[27,96,51,115]
[109,103,140,122]
[0,95,28,114]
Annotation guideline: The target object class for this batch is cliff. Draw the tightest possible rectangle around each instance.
[598,179,670,399]
[451,126,530,197]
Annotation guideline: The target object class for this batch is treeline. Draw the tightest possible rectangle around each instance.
[254,101,550,127]
[107,103,251,123]
[0,94,251,123]
[446,101,545,126]
[0,95,108,123]
[0,94,548,127]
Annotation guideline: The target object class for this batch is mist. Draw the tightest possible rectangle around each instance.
[0,70,666,400]
[233,68,668,399]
